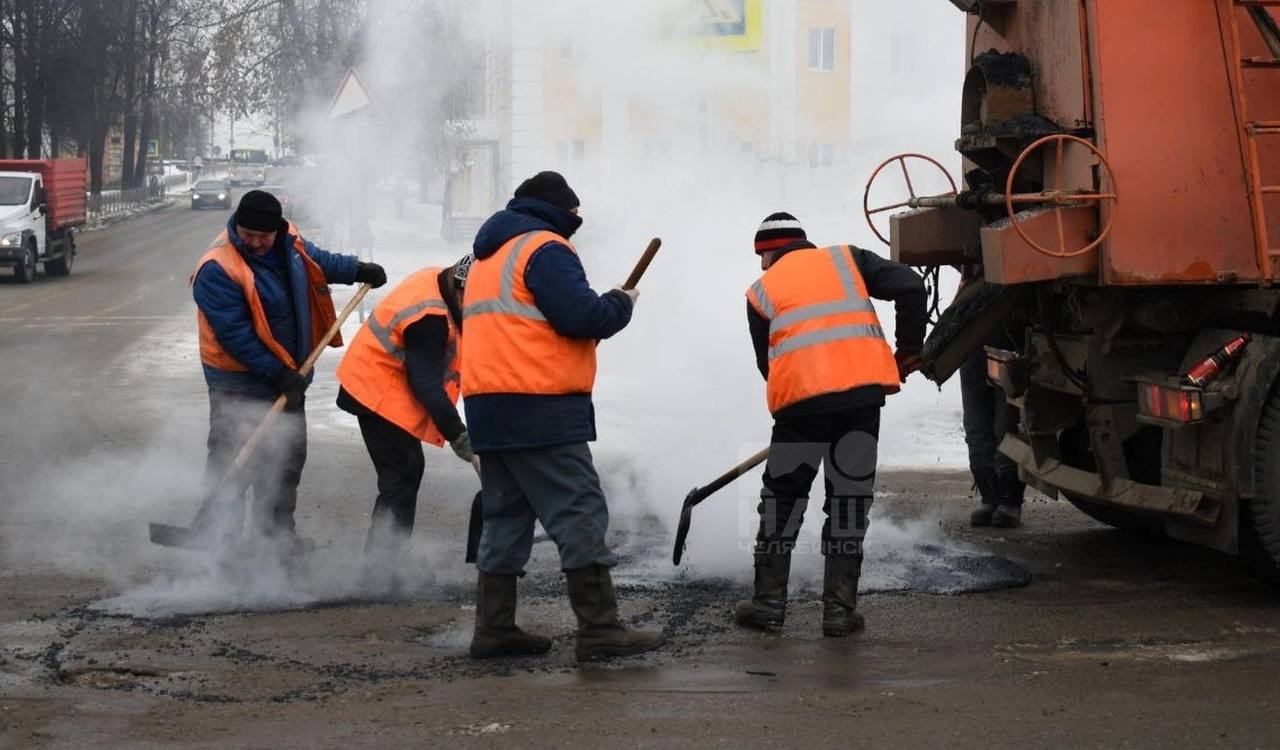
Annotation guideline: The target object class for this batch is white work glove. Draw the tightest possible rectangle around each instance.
[613,285,640,306]
[450,431,474,463]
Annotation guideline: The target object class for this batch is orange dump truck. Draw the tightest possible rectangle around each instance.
[0,158,86,282]
[872,1,1280,584]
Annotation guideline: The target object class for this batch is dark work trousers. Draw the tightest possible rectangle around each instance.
[757,406,881,557]
[476,443,617,575]
[195,388,307,538]
[959,348,1025,506]
[356,410,426,552]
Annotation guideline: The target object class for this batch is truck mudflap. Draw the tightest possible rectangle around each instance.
[1000,434,1221,526]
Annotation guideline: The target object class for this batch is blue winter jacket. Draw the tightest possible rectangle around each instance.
[192,218,360,397]
[465,198,635,452]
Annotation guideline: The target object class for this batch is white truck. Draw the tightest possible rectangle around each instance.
[0,158,86,283]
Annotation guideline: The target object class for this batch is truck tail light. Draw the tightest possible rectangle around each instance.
[1137,382,1203,424]
[984,347,1025,397]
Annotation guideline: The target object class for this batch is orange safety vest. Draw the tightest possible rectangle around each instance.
[193,221,340,372]
[335,268,460,446]
[746,245,899,414]
[461,230,596,397]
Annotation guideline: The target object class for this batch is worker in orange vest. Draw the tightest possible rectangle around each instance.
[461,171,663,661]
[335,254,476,580]
[739,212,927,637]
[190,190,386,554]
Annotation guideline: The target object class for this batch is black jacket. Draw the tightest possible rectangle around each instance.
[748,241,928,421]
[337,268,466,442]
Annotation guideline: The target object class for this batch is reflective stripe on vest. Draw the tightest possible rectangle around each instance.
[367,298,449,362]
[335,267,460,446]
[751,246,880,360]
[460,229,597,397]
[462,232,548,322]
[747,245,899,413]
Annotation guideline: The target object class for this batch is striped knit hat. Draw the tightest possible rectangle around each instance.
[754,212,806,254]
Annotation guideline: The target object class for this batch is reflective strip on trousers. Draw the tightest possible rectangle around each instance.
[768,324,887,361]
[367,299,448,361]
[463,232,548,322]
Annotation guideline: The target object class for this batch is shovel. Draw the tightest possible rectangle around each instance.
[150,283,374,550]
[464,237,663,563]
[672,447,769,566]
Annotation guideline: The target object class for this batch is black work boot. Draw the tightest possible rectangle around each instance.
[990,469,1026,528]
[565,566,664,661]
[969,467,999,527]
[822,553,866,637]
[734,551,791,631]
[469,572,552,659]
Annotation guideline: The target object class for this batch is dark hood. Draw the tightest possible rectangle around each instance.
[472,197,583,259]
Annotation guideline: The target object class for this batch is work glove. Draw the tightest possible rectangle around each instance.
[894,350,923,384]
[612,285,640,306]
[270,368,309,408]
[449,430,475,463]
[355,262,388,288]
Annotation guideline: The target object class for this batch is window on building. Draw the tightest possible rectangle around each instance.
[560,36,581,61]
[808,143,836,169]
[890,31,919,77]
[808,27,835,71]
[557,138,587,176]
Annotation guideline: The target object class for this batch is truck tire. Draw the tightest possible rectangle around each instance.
[45,249,72,277]
[13,240,35,283]
[1248,387,1280,588]
[1063,491,1164,537]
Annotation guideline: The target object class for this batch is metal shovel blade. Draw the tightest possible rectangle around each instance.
[148,522,212,550]
[672,490,698,566]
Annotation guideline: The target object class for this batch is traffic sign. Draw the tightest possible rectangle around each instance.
[328,68,385,123]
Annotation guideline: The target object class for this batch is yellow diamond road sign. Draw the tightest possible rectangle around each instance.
[328,68,384,123]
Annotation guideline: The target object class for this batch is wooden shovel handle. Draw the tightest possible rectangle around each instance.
[227,283,373,474]
[622,238,661,290]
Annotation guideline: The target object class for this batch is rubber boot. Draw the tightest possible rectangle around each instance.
[734,551,791,631]
[991,504,1022,528]
[991,469,1026,528]
[469,572,552,659]
[969,467,999,527]
[565,566,664,661]
[821,553,866,637]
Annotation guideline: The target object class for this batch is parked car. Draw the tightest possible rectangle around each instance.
[190,180,230,210]
[259,185,296,220]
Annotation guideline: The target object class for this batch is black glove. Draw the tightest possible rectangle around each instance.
[270,368,309,408]
[355,262,387,288]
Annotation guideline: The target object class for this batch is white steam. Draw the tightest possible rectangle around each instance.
[5,1,979,614]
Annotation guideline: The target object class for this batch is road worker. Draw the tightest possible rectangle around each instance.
[190,190,387,553]
[738,212,927,636]
[462,171,664,660]
[335,254,477,579]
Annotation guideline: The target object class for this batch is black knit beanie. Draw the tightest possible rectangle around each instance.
[514,171,580,212]
[754,212,807,254]
[235,190,285,232]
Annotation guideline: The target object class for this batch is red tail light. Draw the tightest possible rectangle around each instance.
[1137,382,1203,425]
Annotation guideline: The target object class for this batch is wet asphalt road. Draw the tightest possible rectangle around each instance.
[3,196,1280,748]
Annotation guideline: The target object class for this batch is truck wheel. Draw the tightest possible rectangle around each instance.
[1063,492,1164,537]
[1248,387,1280,588]
[45,250,72,277]
[13,241,35,283]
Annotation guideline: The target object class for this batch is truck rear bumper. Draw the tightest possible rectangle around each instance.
[999,435,1221,526]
